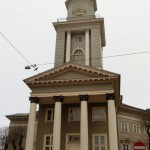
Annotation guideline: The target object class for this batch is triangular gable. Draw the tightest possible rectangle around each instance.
[24,63,119,85]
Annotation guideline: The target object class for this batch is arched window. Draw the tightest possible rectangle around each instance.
[71,48,85,65]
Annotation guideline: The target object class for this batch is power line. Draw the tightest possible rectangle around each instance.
[108,33,150,45]
[103,51,150,58]
[0,9,50,22]
[0,32,39,73]
[0,51,149,67]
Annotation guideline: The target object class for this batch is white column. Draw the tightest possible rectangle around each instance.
[25,97,39,150]
[85,29,90,66]
[80,95,89,150]
[53,96,64,150]
[66,30,71,62]
[106,94,118,150]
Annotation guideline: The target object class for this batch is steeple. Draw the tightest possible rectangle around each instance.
[53,0,106,69]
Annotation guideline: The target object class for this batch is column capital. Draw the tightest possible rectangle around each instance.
[66,30,71,34]
[29,97,39,103]
[53,96,64,102]
[79,95,88,101]
[85,28,90,32]
[106,93,115,100]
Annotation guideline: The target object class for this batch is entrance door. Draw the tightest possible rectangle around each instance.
[66,134,80,150]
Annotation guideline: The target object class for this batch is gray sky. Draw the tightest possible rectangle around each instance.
[0,0,150,126]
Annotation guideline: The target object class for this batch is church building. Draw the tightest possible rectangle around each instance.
[6,0,149,150]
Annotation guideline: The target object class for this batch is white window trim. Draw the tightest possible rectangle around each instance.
[43,134,53,150]
[133,124,140,134]
[92,134,107,150]
[68,107,80,122]
[121,122,129,132]
[66,133,80,150]
[92,107,106,122]
[45,108,54,123]
[122,143,130,150]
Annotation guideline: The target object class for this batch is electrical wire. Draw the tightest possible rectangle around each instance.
[0,51,149,67]
[0,32,39,73]
[108,33,150,45]
[0,9,50,22]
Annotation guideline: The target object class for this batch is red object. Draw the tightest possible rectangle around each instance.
[133,141,146,150]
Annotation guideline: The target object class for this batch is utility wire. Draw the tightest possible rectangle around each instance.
[103,51,150,58]
[0,32,39,73]
[0,9,50,22]
[109,33,150,45]
[0,51,149,67]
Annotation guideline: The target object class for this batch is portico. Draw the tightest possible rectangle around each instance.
[25,95,119,150]
[24,63,120,150]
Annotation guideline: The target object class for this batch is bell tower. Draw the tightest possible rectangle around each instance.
[65,0,97,19]
[53,0,106,68]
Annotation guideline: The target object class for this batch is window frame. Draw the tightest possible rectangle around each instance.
[66,133,80,144]
[45,108,54,122]
[92,107,106,122]
[92,134,107,150]
[43,134,53,150]
[133,124,140,134]
[121,122,129,132]
[122,143,130,150]
[68,107,80,122]
[75,36,82,43]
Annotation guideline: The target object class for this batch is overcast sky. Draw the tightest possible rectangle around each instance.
[0,0,150,126]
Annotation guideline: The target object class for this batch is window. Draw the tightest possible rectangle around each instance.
[74,49,83,55]
[92,134,107,150]
[75,36,82,43]
[72,48,85,65]
[122,143,130,150]
[121,122,129,132]
[68,108,80,121]
[144,127,147,135]
[146,145,149,150]
[43,134,53,150]
[92,107,106,121]
[67,134,80,143]
[45,108,54,122]
[133,124,140,134]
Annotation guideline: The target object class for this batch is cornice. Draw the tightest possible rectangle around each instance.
[119,103,150,116]
[6,115,28,121]
[27,77,116,87]
[24,63,119,83]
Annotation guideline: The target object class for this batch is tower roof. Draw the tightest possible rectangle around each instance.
[65,0,97,12]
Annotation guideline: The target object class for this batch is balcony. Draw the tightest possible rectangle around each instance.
[57,14,100,22]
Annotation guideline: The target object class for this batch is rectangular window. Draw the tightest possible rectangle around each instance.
[75,36,82,43]
[43,134,53,150]
[121,122,129,132]
[133,124,140,134]
[45,108,54,122]
[122,143,130,150]
[68,108,80,121]
[67,134,80,143]
[92,134,107,150]
[92,107,106,121]
[144,127,147,135]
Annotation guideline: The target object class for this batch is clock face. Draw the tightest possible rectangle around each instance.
[72,9,86,16]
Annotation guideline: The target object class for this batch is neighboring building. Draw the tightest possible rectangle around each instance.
[6,0,150,150]
[117,104,150,150]
[6,114,28,150]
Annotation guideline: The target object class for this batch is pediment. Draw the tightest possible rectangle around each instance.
[24,63,119,86]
